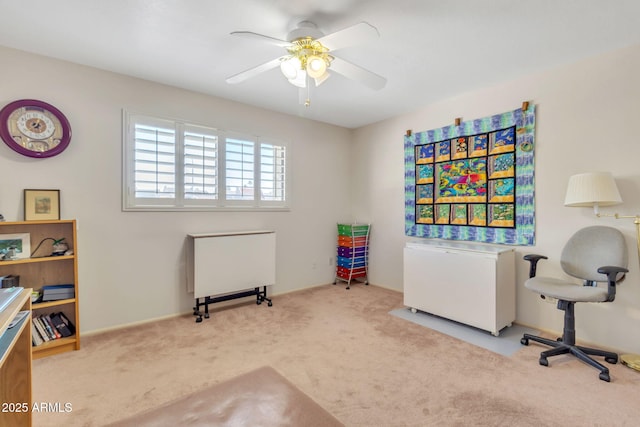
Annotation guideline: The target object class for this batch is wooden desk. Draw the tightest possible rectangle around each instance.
[0,288,32,427]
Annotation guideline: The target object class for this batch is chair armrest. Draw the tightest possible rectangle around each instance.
[523,254,548,278]
[597,266,628,280]
[597,266,629,302]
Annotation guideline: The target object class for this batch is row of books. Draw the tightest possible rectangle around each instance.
[31,312,75,346]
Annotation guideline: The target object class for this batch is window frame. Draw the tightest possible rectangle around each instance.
[122,111,291,212]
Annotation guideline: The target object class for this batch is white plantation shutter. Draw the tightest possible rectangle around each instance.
[260,142,286,202]
[123,112,289,210]
[225,137,255,201]
[132,118,176,202]
[184,127,218,201]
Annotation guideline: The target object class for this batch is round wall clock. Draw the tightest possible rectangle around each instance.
[0,99,72,158]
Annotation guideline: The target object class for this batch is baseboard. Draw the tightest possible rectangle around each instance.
[83,311,190,337]
[366,282,402,293]
[510,321,625,355]
[83,283,335,337]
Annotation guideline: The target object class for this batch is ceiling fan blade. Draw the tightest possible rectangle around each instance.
[225,57,285,84]
[230,31,291,47]
[330,57,386,90]
[317,22,379,51]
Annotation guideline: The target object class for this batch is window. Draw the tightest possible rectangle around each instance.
[260,143,287,202]
[123,112,290,210]
[225,137,255,201]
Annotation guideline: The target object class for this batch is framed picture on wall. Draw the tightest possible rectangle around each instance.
[24,189,60,221]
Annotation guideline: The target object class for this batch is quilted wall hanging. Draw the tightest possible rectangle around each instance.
[404,103,535,245]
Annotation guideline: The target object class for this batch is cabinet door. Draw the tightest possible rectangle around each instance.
[404,247,497,331]
[192,232,276,299]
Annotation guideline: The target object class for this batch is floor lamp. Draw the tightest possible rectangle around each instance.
[564,171,640,371]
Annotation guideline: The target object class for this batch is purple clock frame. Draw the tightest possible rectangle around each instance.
[0,99,72,158]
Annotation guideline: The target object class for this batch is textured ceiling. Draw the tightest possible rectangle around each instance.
[0,0,639,128]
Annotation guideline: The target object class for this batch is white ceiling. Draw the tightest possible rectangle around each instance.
[0,0,639,129]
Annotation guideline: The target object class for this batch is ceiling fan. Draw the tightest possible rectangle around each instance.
[225,21,387,106]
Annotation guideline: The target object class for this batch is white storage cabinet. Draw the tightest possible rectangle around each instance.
[403,240,515,336]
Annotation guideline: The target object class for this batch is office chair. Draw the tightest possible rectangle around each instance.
[520,226,628,382]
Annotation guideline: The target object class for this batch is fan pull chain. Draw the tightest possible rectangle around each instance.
[305,74,311,107]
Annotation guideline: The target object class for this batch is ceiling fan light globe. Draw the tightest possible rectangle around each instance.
[280,58,299,80]
[306,56,327,78]
[314,71,331,87]
[288,71,307,88]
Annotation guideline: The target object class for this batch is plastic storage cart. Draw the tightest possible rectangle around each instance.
[334,223,370,289]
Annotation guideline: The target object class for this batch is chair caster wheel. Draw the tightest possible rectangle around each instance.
[196,317,202,323]
[605,356,618,364]
[257,300,262,305]
[520,338,529,346]
[268,301,273,307]
[539,357,548,366]
[599,372,610,382]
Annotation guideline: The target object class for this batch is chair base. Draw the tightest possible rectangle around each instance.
[521,333,618,382]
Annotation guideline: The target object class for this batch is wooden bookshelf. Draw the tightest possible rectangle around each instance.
[0,220,80,359]
[0,287,32,426]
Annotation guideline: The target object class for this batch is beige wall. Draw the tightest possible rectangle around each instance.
[2,42,639,354]
[353,43,640,354]
[0,46,353,332]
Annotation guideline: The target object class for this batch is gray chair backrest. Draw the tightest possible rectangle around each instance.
[560,226,628,282]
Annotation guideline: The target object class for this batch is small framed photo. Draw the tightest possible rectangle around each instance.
[0,233,30,259]
[24,189,60,221]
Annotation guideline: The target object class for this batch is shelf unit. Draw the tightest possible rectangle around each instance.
[0,287,32,426]
[334,223,370,290]
[0,220,79,359]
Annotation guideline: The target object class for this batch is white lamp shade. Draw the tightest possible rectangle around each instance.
[280,57,300,80]
[314,71,331,87]
[288,70,307,88]
[306,56,327,78]
[564,172,623,207]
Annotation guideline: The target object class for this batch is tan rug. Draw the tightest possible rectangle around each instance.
[106,366,344,427]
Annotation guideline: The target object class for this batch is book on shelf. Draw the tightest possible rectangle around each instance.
[38,315,56,340]
[50,312,73,337]
[32,323,44,346]
[41,284,75,302]
[57,312,75,335]
[43,315,62,339]
[33,317,50,342]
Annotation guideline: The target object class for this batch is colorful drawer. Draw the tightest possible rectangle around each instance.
[334,223,370,289]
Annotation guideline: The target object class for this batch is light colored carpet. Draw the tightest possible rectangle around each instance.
[106,366,344,426]
[32,284,640,426]
[389,308,539,357]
